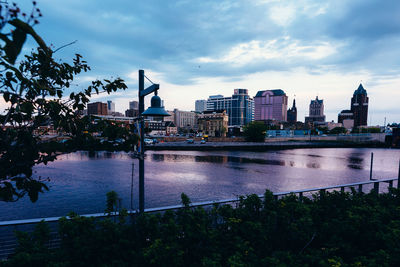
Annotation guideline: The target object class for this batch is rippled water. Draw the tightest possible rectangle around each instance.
[1,148,400,221]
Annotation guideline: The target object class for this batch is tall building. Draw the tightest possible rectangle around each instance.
[337,83,369,129]
[305,96,326,124]
[351,84,369,127]
[125,109,139,117]
[195,100,207,113]
[206,89,254,126]
[254,89,288,122]
[129,101,139,110]
[287,99,297,123]
[125,100,139,117]
[88,102,108,115]
[107,100,115,115]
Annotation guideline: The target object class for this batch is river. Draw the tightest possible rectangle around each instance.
[1,148,399,221]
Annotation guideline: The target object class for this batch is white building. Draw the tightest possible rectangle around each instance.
[174,109,197,131]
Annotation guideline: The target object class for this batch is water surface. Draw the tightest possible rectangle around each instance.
[1,148,399,221]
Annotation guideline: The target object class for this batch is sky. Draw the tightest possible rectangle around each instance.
[5,0,400,125]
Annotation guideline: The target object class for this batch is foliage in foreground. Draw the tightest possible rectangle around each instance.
[4,189,400,266]
[0,2,127,202]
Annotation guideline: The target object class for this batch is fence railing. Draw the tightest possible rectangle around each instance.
[0,177,399,260]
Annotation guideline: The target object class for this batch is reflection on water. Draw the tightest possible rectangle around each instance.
[150,152,367,170]
[1,148,399,221]
[151,154,286,167]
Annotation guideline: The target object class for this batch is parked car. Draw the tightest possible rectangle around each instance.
[152,138,159,144]
[200,139,206,144]
[144,138,153,145]
[186,139,194,144]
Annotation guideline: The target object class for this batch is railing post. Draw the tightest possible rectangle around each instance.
[299,192,303,202]
[341,187,345,193]
[358,184,363,194]
[370,152,374,180]
[320,189,326,200]
[374,182,379,194]
[398,160,400,189]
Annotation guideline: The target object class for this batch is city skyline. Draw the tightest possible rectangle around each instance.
[2,0,399,125]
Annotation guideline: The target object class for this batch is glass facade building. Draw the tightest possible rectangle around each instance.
[206,89,254,126]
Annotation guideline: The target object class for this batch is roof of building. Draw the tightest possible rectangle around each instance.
[255,89,285,97]
[339,109,353,114]
[311,96,323,105]
[203,109,226,114]
[164,121,176,127]
[354,83,367,95]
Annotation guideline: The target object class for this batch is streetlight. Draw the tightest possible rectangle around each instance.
[138,70,170,213]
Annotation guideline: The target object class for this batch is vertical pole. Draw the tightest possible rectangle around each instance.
[374,182,379,194]
[358,184,363,194]
[130,162,134,210]
[370,152,374,180]
[398,160,400,189]
[139,70,145,213]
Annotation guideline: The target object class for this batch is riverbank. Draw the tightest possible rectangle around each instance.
[147,140,388,151]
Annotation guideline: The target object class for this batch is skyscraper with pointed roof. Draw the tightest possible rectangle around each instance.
[351,84,369,127]
[287,98,297,123]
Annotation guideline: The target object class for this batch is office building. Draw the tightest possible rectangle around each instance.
[254,89,288,122]
[206,89,254,126]
[337,83,369,129]
[351,84,369,127]
[125,109,139,117]
[195,100,207,113]
[107,100,115,115]
[125,100,139,117]
[129,101,139,110]
[88,102,108,115]
[174,109,197,131]
[305,96,326,124]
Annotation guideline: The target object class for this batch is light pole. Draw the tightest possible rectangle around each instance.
[137,70,169,213]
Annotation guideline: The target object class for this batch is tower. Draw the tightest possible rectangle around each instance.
[305,96,325,124]
[287,98,297,123]
[351,84,368,127]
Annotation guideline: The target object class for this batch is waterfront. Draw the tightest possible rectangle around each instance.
[1,148,399,221]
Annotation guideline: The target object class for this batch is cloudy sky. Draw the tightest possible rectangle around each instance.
[12,0,400,124]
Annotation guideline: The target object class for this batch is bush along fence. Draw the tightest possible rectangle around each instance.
[1,177,400,266]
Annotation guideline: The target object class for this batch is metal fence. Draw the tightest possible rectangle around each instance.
[1,177,399,260]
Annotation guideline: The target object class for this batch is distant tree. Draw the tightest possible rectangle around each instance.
[0,2,127,202]
[330,127,347,135]
[243,121,267,142]
[317,126,329,134]
[361,127,381,133]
